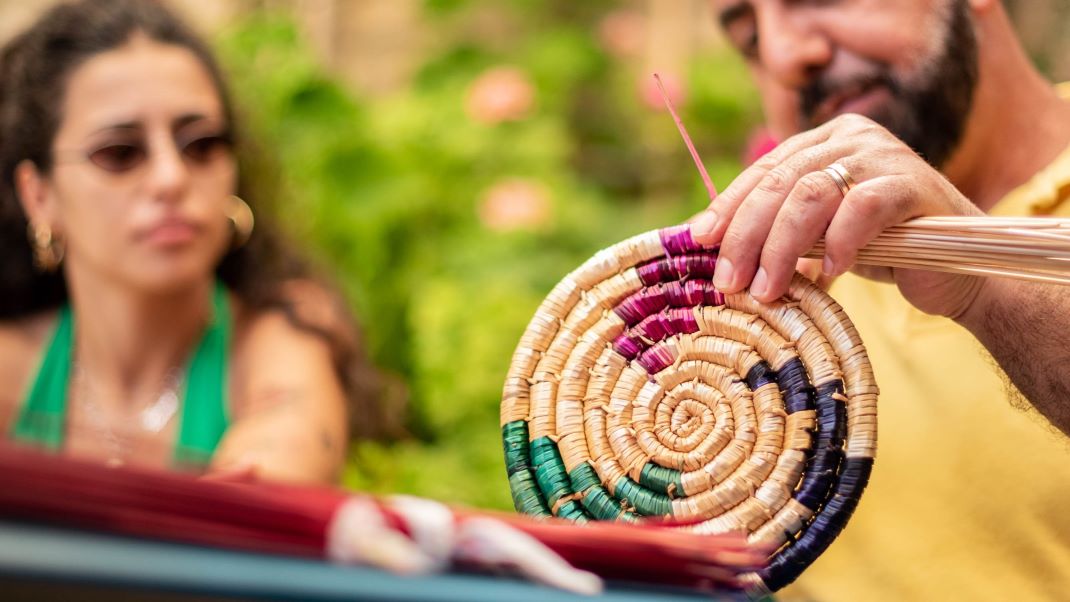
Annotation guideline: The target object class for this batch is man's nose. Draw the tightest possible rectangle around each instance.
[756,8,832,90]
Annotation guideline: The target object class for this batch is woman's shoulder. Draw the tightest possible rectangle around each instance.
[230,279,351,349]
[0,310,58,427]
[226,280,350,425]
[227,279,351,400]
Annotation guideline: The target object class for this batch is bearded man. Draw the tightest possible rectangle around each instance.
[693,1,1070,599]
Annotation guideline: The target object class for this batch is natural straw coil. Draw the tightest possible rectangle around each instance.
[500,225,878,595]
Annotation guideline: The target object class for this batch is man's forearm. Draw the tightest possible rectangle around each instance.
[958,278,1070,436]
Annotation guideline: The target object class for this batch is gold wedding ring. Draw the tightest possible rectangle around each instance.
[822,162,856,198]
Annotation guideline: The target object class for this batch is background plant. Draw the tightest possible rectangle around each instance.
[215,1,762,510]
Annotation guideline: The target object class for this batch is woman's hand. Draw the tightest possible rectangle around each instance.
[691,113,987,319]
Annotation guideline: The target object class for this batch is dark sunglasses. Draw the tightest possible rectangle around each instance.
[82,131,234,174]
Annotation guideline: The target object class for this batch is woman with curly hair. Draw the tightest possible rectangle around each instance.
[0,0,391,483]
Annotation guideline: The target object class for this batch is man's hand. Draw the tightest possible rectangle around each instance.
[691,114,987,319]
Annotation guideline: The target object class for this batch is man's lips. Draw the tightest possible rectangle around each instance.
[813,80,887,124]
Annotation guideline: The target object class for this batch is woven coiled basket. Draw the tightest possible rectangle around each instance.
[500,225,878,594]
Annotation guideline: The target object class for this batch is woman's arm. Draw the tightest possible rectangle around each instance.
[213,302,350,484]
[0,327,24,434]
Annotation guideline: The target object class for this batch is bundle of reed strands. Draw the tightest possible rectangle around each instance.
[0,442,767,593]
[805,216,1070,285]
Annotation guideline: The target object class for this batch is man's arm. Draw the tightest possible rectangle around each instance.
[958,278,1070,435]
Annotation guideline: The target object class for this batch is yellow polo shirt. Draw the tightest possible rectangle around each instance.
[787,84,1070,602]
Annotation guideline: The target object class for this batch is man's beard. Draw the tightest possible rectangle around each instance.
[799,1,979,168]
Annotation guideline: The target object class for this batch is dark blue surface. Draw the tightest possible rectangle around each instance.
[0,521,735,601]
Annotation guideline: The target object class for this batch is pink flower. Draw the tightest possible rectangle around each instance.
[598,9,645,59]
[465,67,536,124]
[640,71,686,111]
[478,179,552,232]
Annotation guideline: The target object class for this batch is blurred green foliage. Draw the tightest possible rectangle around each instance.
[215,2,760,510]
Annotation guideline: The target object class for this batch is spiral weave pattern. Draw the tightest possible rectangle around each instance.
[501,226,878,593]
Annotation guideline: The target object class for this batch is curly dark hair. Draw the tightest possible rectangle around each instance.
[0,0,403,440]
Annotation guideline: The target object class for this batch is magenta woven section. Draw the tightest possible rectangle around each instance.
[611,243,723,371]
[612,308,700,363]
[637,254,718,286]
[658,225,704,256]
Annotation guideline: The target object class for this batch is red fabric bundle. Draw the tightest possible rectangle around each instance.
[0,442,766,592]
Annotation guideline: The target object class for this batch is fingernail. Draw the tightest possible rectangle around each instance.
[822,255,836,276]
[750,267,768,299]
[690,210,720,241]
[714,257,734,289]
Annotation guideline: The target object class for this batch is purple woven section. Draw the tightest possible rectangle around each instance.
[659,225,703,256]
[614,284,670,326]
[637,309,700,341]
[706,286,726,306]
[612,334,645,361]
[636,254,718,286]
[638,344,675,374]
[665,280,701,307]
[635,313,671,342]
[676,254,718,277]
[609,236,725,366]
[673,279,725,307]
[636,261,673,287]
[615,279,724,326]
[611,308,700,362]
[666,307,699,334]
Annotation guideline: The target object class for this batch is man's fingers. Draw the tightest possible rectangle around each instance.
[692,126,834,245]
[713,143,850,294]
[753,170,844,301]
[713,178,786,293]
[691,159,772,246]
[822,175,917,276]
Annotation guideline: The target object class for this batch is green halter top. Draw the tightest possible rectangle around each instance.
[10,283,231,468]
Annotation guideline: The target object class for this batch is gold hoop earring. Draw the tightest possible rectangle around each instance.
[27,223,64,272]
[224,195,255,249]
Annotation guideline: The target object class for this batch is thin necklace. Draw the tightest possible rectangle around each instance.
[71,361,183,466]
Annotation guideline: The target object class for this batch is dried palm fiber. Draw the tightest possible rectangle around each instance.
[806,215,1070,285]
[501,225,878,596]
